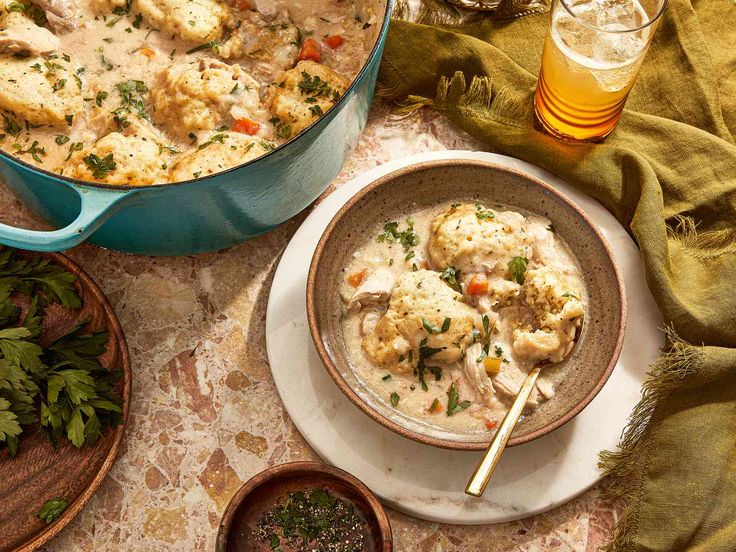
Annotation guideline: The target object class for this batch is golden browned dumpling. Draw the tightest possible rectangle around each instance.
[219,9,299,73]
[61,121,172,185]
[168,131,272,181]
[269,60,349,139]
[135,0,230,43]
[429,203,533,275]
[362,269,480,374]
[151,59,263,139]
[0,55,82,126]
[512,266,584,363]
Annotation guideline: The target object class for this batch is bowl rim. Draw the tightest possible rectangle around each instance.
[215,461,393,552]
[306,158,627,451]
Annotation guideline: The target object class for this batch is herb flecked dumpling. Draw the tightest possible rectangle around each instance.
[362,269,481,374]
[268,60,349,139]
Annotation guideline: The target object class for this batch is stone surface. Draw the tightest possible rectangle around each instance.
[0,101,622,550]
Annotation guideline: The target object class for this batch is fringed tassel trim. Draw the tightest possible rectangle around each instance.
[598,327,704,552]
[667,215,736,260]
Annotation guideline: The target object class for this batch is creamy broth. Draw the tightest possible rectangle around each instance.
[340,202,587,435]
[0,0,378,183]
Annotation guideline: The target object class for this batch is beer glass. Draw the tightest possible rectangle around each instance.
[534,0,667,141]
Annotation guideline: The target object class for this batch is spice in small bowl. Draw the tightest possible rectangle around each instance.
[216,462,392,552]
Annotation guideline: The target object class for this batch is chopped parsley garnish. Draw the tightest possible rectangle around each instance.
[112,79,149,123]
[414,337,445,391]
[547,223,555,233]
[390,392,399,407]
[308,104,324,117]
[65,142,83,160]
[14,141,45,163]
[55,134,70,145]
[95,90,108,107]
[269,117,291,139]
[562,292,578,299]
[197,133,225,150]
[507,256,529,285]
[494,345,504,357]
[43,61,64,74]
[38,498,68,524]
[2,113,21,137]
[52,79,66,91]
[82,153,116,179]
[65,114,74,125]
[475,204,495,220]
[446,382,471,416]
[439,266,461,292]
[186,40,220,55]
[422,317,451,335]
[382,374,391,381]
[376,219,419,253]
[132,13,143,28]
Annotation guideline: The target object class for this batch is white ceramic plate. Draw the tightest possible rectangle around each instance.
[265,151,663,524]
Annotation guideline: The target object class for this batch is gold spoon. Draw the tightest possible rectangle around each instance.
[465,343,576,497]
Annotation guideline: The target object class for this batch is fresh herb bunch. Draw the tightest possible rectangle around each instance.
[0,247,122,457]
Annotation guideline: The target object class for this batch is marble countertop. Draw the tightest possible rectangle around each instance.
[0,101,620,551]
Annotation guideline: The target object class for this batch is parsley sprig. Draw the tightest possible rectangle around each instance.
[507,256,529,285]
[376,219,419,253]
[446,382,471,416]
[0,247,123,457]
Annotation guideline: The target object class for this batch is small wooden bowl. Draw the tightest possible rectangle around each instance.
[306,159,627,451]
[216,462,393,552]
[0,251,131,552]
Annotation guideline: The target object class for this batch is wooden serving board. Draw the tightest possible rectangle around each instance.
[0,251,131,552]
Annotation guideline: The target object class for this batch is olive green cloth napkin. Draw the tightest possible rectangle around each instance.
[377,1,736,550]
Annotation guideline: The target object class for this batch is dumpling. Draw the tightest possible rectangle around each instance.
[61,121,172,185]
[362,269,480,374]
[151,59,264,139]
[429,203,533,275]
[0,55,82,126]
[168,131,272,181]
[135,0,230,43]
[268,60,349,138]
[219,9,299,74]
[512,266,584,363]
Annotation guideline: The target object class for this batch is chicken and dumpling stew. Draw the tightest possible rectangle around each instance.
[0,0,378,184]
[340,202,586,433]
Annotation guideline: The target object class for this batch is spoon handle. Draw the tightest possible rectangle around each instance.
[465,366,542,497]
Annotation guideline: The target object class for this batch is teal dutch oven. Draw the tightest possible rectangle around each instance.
[0,0,391,256]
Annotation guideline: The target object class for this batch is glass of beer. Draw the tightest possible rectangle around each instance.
[534,0,667,141]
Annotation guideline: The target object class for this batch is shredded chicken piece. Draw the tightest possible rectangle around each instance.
[0,22,59,55]
[33,0,78,31]
[462,343,496,407]
[360,311,381,337]
[493,369,540,407]
[347,268,395,310]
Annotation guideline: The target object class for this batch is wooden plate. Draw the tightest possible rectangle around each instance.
[216,461,393,551]
[0,251,131,552]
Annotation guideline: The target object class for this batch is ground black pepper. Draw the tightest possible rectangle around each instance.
[255,488,366,552]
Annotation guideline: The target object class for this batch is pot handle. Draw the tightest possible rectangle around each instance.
[0,186,132,252]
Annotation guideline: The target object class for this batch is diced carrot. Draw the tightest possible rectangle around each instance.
[298,37,321,62]
[139,47,156,58]
[347,269,367,287]
[485,419,498,431]
[322,35,344,49]
[466,273,489,295]
[428,399,442,414]
[232,118,261,135]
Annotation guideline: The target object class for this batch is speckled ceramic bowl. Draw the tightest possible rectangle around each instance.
[306,159,626,451]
